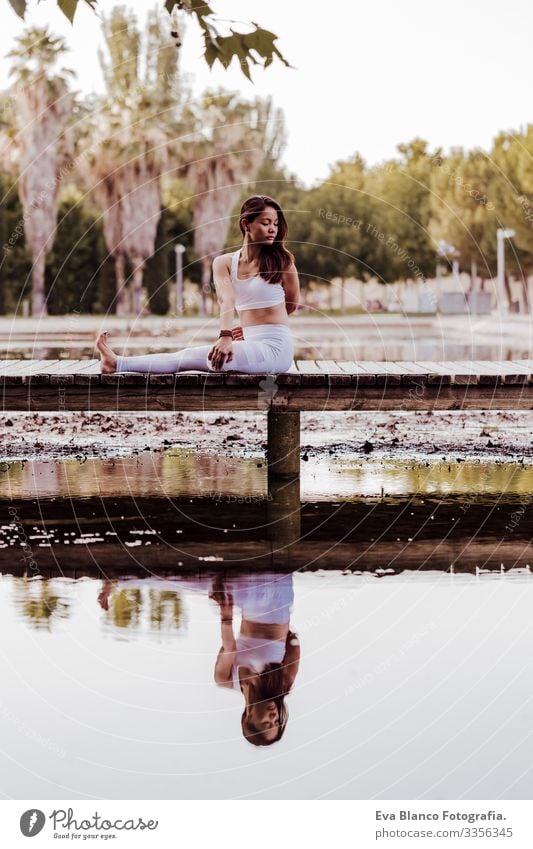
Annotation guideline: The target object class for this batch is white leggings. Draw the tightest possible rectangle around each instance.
[116,324,294,374]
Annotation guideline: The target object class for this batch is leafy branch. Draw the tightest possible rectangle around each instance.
[8,0,292,80]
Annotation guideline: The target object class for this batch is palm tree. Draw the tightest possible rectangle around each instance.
[7,27,73,316]
[180,90,284,315]
[79,5,188,315]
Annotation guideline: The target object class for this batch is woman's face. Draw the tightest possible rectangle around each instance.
[247,700,280,743]
[241,673,281,743]
[247,205,279,245]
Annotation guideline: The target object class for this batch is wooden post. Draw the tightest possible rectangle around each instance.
[267,475,301,568]
[267,410,300,478]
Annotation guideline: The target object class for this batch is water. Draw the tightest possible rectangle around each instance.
[1,452,532,500]
[1,569,531,799]
[1,368,532,797]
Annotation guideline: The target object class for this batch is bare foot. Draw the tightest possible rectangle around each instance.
[95,331,118,374]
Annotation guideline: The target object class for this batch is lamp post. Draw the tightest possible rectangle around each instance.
[496,228,515,315]
[174,243,186,314]
[436,239,460,309]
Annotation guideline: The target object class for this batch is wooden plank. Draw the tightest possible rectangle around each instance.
[509,361,533,383]
[198,372,225,386]
[74,359,102,385]
[224,372,267,386]
[416,361,478,385]
[0,359,27,375]
[354,361,402,385]
[3,360,63,385]
[1,381,532,412]
[47,360,96,386]
[433,360,530,387]
[391,361,431,385]
[276,360,301,386]
[315,360,352,386]
[71,359,101,374]
[468,360,530,385]
[9,359,61,375]
[295,360,326,385]
[335,361,376,385]
[448,360,500,386]
[174,373,201,386]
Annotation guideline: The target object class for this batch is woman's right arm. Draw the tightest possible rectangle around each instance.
[212,255,236,334]
[209,256,236,370]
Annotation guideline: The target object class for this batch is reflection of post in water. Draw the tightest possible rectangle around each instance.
[266,475,301,567]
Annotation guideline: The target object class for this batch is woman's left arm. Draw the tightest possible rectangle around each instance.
[210,590,236,688]
[281,263,300,315]
[282,630,301,691]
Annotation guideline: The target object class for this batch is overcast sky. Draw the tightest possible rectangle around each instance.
[2,0,532,188]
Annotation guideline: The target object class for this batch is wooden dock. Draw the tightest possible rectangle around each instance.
[1,358,532,411]
[1,358,532,481]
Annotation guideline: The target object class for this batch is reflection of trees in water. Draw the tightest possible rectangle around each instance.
[107,588,142,630]
[105,586,183,634]
[14,578,70,630]
[149,589,182,632]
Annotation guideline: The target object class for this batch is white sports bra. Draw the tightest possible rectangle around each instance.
[231,634,287,690]
[230,249,286,311]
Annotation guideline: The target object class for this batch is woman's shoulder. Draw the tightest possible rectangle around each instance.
[212,252,236,272]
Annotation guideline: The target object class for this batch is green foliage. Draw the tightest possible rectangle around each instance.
[143,209,170,315]
[163,179,200,294]
[44,188,103,314]
[368,139,436,283]
[8,0,290,81]
[428,147,497,277]
[0,171,33,313]
[489,128,533,274]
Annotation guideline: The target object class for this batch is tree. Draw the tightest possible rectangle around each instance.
[79,5,186,314]
[45,185,104,314]
[489,127,533,310]
[6,26,73,315]
[7,0,291,82]
[306,154,369,284]
[368,139,436,285]
[428,147,497,289]
[179,90,279,315]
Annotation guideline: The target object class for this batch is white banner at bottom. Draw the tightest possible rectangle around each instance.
[1,800,532,848]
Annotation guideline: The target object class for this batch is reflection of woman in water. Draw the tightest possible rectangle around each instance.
[209,573,300,746]
[97,572,300,746]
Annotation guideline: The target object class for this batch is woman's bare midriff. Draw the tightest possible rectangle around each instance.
[240,619,289,640]
[238,304,290,327]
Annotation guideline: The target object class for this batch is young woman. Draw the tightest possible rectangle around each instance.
[95,195,300,374]
[209,572,300,746]
[97,571,300,747]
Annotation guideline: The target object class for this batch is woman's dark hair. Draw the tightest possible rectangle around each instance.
[241,662,290,747]
[238,195,295,285]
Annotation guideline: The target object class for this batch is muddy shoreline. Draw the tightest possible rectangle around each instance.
[1,409,532,463]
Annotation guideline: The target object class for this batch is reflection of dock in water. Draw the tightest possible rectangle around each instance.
[1,485,531,576]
